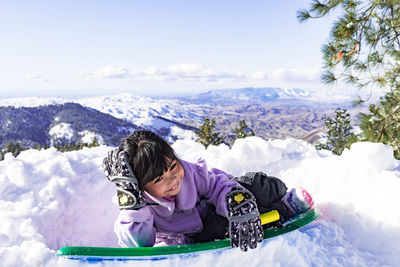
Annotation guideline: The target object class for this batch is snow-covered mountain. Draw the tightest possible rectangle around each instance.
[186,87,313,103]
[0,103,139,147]
[0,95,199,146]
[0,87,358,147]
[76,94,201,132]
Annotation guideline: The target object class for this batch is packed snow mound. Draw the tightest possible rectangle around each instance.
[0,137,399,266]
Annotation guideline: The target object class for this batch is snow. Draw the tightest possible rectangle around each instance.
[78,130,104,145]
[49,123,75,145]
[0,137,400,266]
[75,94,198,128]
[169,126,197,142]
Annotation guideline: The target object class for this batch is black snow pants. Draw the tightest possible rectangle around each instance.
[191,172,289,243]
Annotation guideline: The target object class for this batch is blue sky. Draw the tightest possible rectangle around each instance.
[0,0,347,98]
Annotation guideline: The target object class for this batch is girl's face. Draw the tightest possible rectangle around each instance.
[144,159,184,198]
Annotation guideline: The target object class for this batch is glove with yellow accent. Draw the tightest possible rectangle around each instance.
[102,147,147,210]
[226,187,264,252]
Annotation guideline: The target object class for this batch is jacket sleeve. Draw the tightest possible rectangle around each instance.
[114,206,156,247]
[193,159,240,217]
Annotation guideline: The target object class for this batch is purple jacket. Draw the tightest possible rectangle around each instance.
[114,158,239,247]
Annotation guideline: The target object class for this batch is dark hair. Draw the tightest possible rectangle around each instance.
[120,130,179,189]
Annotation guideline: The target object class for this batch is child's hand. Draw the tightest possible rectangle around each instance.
[226,187,264,252]
[103,147,147,210]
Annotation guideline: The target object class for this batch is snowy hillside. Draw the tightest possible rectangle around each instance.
[0,103,140,148]
[0,137,399,266]
[76,94,199,141]
[0,94,198,145]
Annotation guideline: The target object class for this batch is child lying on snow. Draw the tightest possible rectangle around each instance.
[102,130,314,252]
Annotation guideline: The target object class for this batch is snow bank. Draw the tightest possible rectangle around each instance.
[0,137,399,266]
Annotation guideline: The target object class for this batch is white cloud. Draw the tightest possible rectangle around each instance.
[78,63,247,83]
[25,74,52,83]
[165,63,246,81]
[251,71,269,80]
[77,64,321,84]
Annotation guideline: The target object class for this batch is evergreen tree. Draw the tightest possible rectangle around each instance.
[299,0,400,158]
[6,142,16,156]
[195,117,225,148]
[359,90,400,159]
[33,144,42,150]
[15,143,22,156]
[298,0,400,95]
[1,142,29,159]
[5,142,24,157]
[89,137,100,148]
[316,108,358,155]
[78,142,84,150]
[234,120,255,139]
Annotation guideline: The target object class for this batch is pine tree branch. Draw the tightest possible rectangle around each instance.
[390,5,400,48]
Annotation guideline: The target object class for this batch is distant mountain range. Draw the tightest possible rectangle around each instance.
[175,87,355,107]
[0,87,361,148]
[178,87,312,104]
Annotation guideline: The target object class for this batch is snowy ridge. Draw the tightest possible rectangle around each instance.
[0,94,192,125]
[76,93,199,126]
[0,137,399,266]
[75,94,198,142]
[0,88,353,146]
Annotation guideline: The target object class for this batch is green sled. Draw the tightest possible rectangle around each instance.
[57,208,322,261]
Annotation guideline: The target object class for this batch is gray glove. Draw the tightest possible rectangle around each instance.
[226,187,264,251]
[103,147,147,210]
